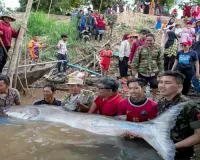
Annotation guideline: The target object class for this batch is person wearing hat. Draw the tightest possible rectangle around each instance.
[61,77,94,113]
[128,29,150,65]
[119,33,138,82]
[172,40,200,95]
[0,13,20,73]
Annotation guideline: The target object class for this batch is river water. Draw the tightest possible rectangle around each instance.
[0,117,162,160]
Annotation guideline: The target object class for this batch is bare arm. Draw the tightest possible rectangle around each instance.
[88,102,97,114]
[171,59,178,71]
[175,129,200,148]
[195,61,200,78]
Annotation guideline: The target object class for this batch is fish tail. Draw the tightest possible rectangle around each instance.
[142,102,190,160]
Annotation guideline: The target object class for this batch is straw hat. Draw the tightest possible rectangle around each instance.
[67,77,84,85]
[0,13,16,22]
[127,33,138,38]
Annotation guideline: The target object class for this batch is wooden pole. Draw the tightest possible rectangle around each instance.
[7,0,33,87]
[48,0,53,18]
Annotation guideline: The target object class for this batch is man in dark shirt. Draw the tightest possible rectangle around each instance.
[191,37,200,93]
[33,84,61,106]
[157,71,200,160]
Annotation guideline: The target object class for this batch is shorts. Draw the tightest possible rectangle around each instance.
[138,73,158,89]
[101,63,110,71]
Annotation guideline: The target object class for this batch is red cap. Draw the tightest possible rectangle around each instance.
[186,21,192,25]
[181,40,192,46]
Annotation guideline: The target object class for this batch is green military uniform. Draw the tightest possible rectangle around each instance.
[107,14,118,28]
[157,93,200,159]
[61,89,95,112]
[132,44,163,76]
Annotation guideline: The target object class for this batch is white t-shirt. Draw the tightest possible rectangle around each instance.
[57,40,67,55]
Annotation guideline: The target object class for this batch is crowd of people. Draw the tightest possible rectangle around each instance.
[0,4,200,160]
[71,7,118,42]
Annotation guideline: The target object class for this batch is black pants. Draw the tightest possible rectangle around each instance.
[119,57,129,77]
[164,54,175,71]
[178,68,194,95]
[175,147,194,160]
[0,46,9,73]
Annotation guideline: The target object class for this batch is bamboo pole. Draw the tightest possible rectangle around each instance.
[7,0,33,87]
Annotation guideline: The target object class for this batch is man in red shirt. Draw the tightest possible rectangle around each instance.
[128,29,150,65]
[0,14,19,73]
[88,78,123,116]
[183,3,191,18]
[118,78,157,122]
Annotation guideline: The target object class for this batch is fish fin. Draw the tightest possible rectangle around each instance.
[143,102,190,160]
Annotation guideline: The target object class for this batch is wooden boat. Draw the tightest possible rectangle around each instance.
[3,63,56,90]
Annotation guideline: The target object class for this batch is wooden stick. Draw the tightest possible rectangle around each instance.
[48,0,53,18]
[7,0,33,87]
[99,0,103,13]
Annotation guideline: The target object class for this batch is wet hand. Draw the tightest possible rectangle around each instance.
[196,73,200,79]
[122,131,141,139]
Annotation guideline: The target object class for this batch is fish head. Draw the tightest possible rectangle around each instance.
[4,106,40,120]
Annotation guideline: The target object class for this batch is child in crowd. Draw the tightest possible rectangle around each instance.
[29,36,46,63]
[99,43,113,77]
[155,16,162,30]
[56,34,68,76]
[162,19,167,29]
[81,26,91,43]
[174,24,182,38]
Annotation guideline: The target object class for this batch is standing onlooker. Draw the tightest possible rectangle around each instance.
[119,1,124,13]
[0,13,19,73]
[29,36,46,63]
[56,34,68,76]
[166,18,175,30]
[174,24,182,38]
[194,19,200,35]
[71,6,80,21]
[119,34,138,82]
[143,0,150,14]
[85,10,95,32]
[164,31,178,71]
[155,2,161,16]
[128,29,149,65]
[95,14,105,42]
[77,10,85,39]
[132,34,163,101]
[183,3,191,18]
[107,10,118,36]
[112,2,118,12]
[172,40,200,95]
[191,37,200,94]
[99,43,113,77]
[162,3,169,16]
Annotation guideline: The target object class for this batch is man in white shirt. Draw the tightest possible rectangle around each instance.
[56,34,68,76]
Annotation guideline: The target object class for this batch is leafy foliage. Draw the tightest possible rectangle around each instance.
[18,0,83,14]
[0,0,5,14]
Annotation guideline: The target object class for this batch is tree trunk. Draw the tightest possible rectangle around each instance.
[7,0,33,87]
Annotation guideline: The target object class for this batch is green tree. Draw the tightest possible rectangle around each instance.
[0,0,5,14]
[157,0,175,8]
[91,0,115,12]
[18,0,83,14]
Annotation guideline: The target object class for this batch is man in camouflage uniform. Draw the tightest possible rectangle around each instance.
[106,10,118,36]
[132,33,163,100]
[61,77,94,113]
[158,71,200,160]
